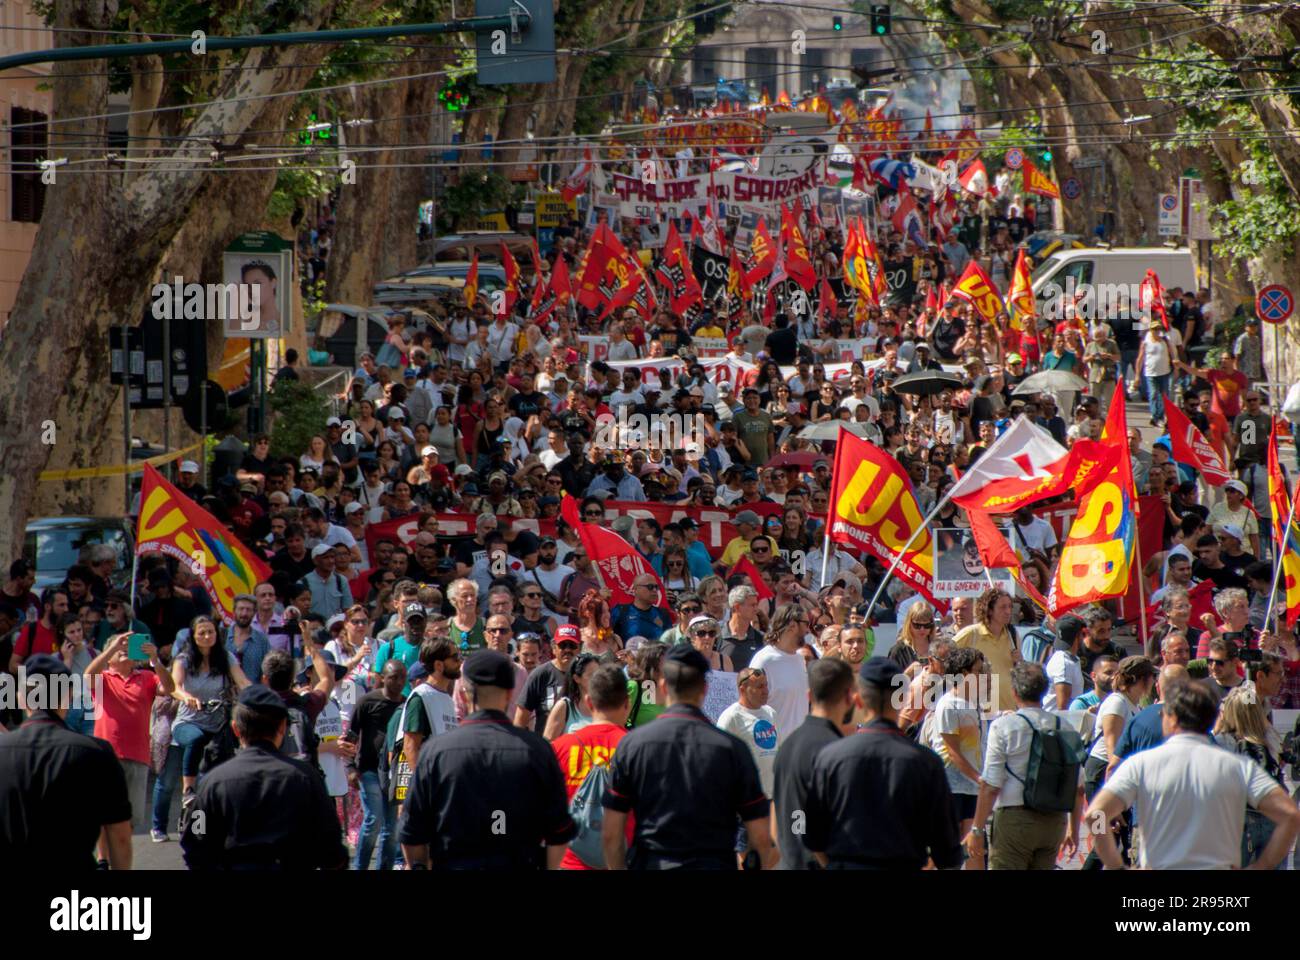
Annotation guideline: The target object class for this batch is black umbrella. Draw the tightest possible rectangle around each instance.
[888,370,965,396]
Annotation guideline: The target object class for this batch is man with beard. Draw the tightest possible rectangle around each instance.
[227,593,272,683]
[1069,655,1118,712]
[398,639,462,781]
[527,536,574,619]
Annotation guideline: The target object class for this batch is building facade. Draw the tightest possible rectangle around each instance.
[0,3,52,326]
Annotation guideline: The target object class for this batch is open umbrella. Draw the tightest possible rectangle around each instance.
[766,450,823,470]
[889,370,964,396]
[1012,370,1087,396]
[795,421,876,442]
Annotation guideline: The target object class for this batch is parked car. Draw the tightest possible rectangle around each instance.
[316,304,396,370]
[23,516,135,592]
[430,232,534,264]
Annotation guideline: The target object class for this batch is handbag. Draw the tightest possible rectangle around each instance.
[198,680,238,774]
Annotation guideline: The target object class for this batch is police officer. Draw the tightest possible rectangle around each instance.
[602,645,778,870]
[803,657,963,870]
[0,655,133,870]
[180,685,346,870]
[398,649,575,869]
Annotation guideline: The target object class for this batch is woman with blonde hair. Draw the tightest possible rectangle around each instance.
[887,603,938,676]
[300,434,337,473]
[1215,683,1287,867]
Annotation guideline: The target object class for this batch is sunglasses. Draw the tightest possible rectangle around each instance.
[1207,658,1231,666]
[637,583,660,591]
[557,641,580,651]
[694,630,718,638]
[485,626,511,634]
[348,619,368,626]
[915,622,935,629]
[584,511,603,519]
[680,606,701,614]
[523,592,543,599]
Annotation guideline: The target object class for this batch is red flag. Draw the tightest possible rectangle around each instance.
[560,144,594,202]
[728,554,775,601]
[560,496,671,611]
[780,203,818,291]
[1139,270,1170,330]
[950,259,1005,326]
[136,464,272,624]
[463,251,480,308]
[744,218,778,287]
[948,417,1124,513]
[817,275,837,322]
[1165,400,1232,486]
[1145,579,1216,635]
[528,240,546,311]
[500,243,521,315]
[827,427,944,606]
[575,223,619,309]
[969,510,1050,610]
[654,221,702,313]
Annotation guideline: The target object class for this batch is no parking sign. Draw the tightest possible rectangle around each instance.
[1256,284,1294,325]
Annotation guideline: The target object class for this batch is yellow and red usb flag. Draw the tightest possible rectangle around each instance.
[1048,383,1136,616]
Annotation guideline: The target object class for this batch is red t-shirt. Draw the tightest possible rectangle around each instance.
[551,722,631,871]
[93,669,161,765]
[14,619,57,660]
[1206,369,1249,420]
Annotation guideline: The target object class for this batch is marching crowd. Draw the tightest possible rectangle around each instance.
[2,198,1300,872]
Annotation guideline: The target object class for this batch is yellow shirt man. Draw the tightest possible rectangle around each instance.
[719,534,778,569]
[952,621,1020,713]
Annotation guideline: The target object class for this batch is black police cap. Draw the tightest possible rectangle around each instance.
[858,656,907,691]
[237,684,290,718]
[462,650,516,689]
[664,644,710,674]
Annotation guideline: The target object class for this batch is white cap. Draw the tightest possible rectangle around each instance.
[179,460,199,474]
[311,543,335,559]
[326,613,347,629]
[388,408,405,419]
[326,416,342,427]
[344,501,364,515]
[1225,479,1248,495]
[421,445,438,457]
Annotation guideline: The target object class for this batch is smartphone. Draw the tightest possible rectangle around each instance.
[127,633,151,661]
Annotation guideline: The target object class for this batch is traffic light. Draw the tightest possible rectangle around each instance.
[439,77,470,112]
[870,4,891,35]
[1041,148,1053,164]
[832,16,843,31]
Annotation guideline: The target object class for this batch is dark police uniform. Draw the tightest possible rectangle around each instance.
[804,718,962,870]
[603,701,769,869]
[398,651,575,869]
[180,685,346,870]
[0,709,132,870]
[772,715,843,870]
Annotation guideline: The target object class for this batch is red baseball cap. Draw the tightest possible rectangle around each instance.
[555,625,580,646]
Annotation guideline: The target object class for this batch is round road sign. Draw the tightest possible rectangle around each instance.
[1256,284,1294,324]
[1005,147,1024,170]
[1062,177,1081,200]
[1160,193,1178,212]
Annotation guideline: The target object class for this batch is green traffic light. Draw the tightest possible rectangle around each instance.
[1042,150,1052,163]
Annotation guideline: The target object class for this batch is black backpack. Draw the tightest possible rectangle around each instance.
[1005,712,1086,813]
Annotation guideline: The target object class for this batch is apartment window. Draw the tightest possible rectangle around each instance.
[693,46,718,84]
[11,106,47,224]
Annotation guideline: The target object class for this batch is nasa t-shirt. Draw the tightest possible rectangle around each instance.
[717,702,780,796]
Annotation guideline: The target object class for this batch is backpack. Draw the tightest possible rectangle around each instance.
[1019,627,1055,666]
[1005,712,1087,814]
[567,748,614,869]
[281,693,322,779]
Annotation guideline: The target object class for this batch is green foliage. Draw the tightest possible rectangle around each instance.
[439,171,513,233]
[268,378,330,461]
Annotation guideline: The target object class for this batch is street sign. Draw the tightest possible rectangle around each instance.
[1004,147,1024,170]
[1062,177,1081,200]
[1256,284,1294,325]
[1184,178,1213,241]
[1071,156,1103,169]
[475,0,556,85]
[1157,193,1180,237]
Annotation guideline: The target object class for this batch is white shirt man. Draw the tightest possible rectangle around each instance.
[1013,513,1058,558]
[717,696,780,796]
[1100,733,1285,869]
[447,316,476,365]
[748,643,809,738]
[486,319,520,364]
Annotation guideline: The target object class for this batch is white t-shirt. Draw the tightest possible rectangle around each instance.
[1089,691,1138,762]
[747,646,809,739]
[717,701,780,796]
[930,689,984,796]
[315,697,349,797]
[529,563,574,604]
[607,339,638,361]
[1042,649,1084,710]
[1105,733,1280,870]
[320,523,357,550]
[1142,335,1172,377]
[447,318,476,364]
[486,322,520,363]
[401,684,458,742]
[607,388,644,413]
[1014,516,1058,556]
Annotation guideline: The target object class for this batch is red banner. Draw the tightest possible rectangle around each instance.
[1166,400,1232,487]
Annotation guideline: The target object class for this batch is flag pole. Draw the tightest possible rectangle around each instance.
[1263,476,1300,632]
[1132,505,1154,658]
[862,489,957,619]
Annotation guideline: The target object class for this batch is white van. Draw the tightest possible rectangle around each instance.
[1029,247,1196,324]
